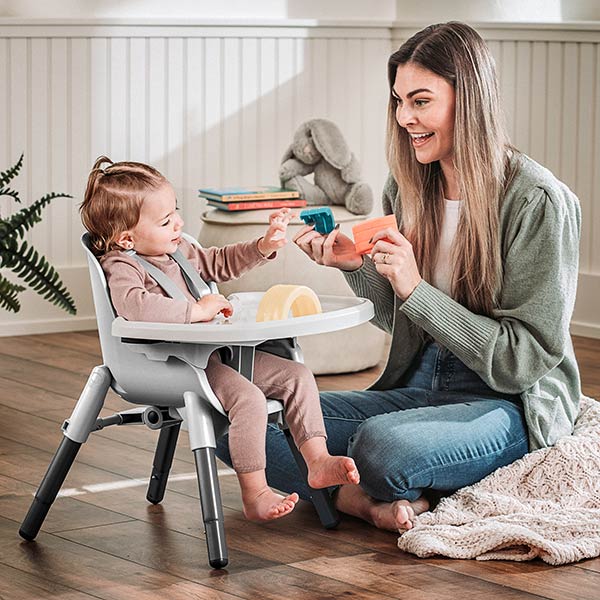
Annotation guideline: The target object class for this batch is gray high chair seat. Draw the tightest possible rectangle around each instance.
[19,232,339,569]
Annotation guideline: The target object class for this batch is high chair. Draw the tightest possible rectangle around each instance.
[19,233,374,569]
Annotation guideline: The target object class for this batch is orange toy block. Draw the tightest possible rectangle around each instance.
[352,214,399,255]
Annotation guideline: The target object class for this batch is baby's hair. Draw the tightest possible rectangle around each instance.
[80,156,167,255]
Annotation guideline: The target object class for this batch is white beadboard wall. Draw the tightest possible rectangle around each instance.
[0,20,599,337]
[0,21,392,335]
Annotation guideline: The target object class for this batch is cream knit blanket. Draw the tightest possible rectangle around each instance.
[397,397,600,565]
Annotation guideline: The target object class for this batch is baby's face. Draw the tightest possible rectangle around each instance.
[131,182,184,256]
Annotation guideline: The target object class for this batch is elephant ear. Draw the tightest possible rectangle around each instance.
[308,119,352,169]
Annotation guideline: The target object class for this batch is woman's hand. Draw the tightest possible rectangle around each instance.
[293,225,363,271]
[190,294,233,322]
[370,228,422,300]
[257,208,296,257]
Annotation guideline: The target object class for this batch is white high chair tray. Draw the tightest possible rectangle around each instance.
[112,293,374,345]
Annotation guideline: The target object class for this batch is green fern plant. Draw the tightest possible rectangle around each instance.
[0,154,77,314]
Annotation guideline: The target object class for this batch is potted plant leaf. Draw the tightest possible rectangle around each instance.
[0,154,76,314]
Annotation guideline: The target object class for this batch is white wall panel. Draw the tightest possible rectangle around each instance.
[0,38,10,220]
[30,38,50,256]
[50,37,70,265]
[108,37,128,161]
[184,37,205,227]
[9,40,29,246]
[69,37,90,262]
[167,37,185,221]
[576,43,595,273]
[129,38,147,162]
[594,44,600,272]
[545,42,563,177]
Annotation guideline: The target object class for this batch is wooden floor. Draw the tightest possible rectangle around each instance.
[1,331,599,600]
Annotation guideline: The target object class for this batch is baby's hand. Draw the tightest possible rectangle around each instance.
[190,294,233,322]
[257,208,296,257]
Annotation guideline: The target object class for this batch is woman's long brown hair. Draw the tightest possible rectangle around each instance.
[387,22,514,316]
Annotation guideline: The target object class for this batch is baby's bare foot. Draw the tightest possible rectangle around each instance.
[242,488,299,522]
[371,496,429,532]
[307,455,360,489]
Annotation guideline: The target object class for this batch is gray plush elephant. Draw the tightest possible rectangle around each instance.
[279,118,373,215]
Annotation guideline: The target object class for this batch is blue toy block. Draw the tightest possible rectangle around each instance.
[299,207,336,235]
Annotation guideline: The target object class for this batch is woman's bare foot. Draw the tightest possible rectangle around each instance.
[242,487,299,522]
[307,455,360,489]
[335,484,429,532]
[370,496,429,532]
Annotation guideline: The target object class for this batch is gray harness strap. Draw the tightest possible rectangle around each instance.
[171,248,212,299]
[127,249,212,301]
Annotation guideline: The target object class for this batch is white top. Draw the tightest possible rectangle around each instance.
[432,199,462,296]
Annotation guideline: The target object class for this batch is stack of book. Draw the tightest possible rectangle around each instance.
[198,186,307,212]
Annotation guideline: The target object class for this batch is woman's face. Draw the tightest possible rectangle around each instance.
[392,63,456,168]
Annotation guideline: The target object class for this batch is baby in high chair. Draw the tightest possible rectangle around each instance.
[80,156,360,521]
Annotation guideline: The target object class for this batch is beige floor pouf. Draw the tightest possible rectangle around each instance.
[198,206,389,375]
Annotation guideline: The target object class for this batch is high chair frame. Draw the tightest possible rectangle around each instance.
[19,233,341,569]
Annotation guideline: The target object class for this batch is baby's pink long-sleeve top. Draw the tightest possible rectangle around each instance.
[100,237,271,323]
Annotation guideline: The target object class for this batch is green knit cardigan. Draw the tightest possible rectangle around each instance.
[344,153,582,450]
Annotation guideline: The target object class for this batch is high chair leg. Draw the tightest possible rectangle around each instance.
[19,437,81,541]
[19,366,112,541]
[282,428,340,529]
[193,446,227,569]
[182,391,228,569]
[147,422,181,505]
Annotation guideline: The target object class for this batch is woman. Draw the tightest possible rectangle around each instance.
[217,22,582,531]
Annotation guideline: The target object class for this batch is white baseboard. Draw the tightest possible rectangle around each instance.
[0,316,97,337]
[0,265,96,337]
[570,321,600,339]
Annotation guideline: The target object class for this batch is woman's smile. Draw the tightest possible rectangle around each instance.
[409,131,435,147]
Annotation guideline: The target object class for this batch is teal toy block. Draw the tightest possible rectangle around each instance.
[299,207,336,235]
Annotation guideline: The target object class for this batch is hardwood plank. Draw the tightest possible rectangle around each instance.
[1,441,381,567]
[577,556,600,573]
[23,331,102,356]
[0,375,192,462]
[0,406,196,481]
[0,562,97,600]
[0,472,136,534]
[0,517,243,600]
[202,563,399,599]
[0,443,214,529]
[424,556,600,600]
[0,377,79,415]
[316,362,383,392]
[0,354,99,398]
[56,519,361,582]
[34,405,195,464]
[0,375,130,416]
[0,336,101,376]
[573,335,600,398]
[292,553,547,599]
[0,472,36,495]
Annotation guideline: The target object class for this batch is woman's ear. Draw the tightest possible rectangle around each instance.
[115,231,135,250]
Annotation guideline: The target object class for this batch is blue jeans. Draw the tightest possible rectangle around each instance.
[216,341,529,503]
